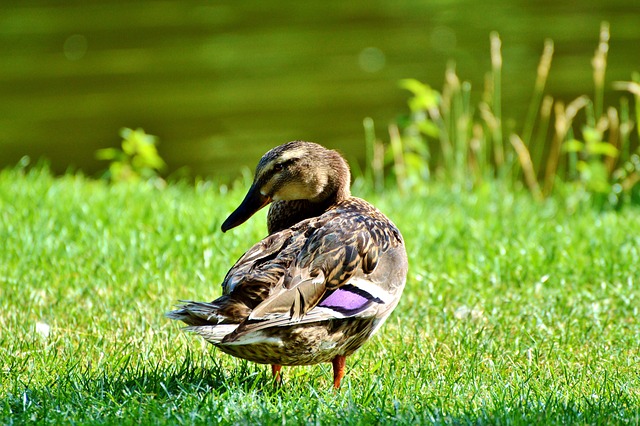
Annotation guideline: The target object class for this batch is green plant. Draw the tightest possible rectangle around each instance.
[612,74,640,205]
[364,22,639,208]
[96,127,166,184]
[563,122,620,204]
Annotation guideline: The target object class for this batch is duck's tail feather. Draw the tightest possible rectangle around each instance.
[165,300,228,326]
[184,324,239,344]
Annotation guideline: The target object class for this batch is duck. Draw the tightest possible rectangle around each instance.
[167,141,408,388]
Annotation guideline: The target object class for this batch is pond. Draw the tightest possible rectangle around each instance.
[1,0,639,179]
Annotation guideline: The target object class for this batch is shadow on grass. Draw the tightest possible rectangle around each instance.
[5,349,639,424]
[4,349,283,422]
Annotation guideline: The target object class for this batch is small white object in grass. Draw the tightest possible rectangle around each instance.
[203,248,213,268]
[35,321,51,339]
[535,275,550,295]
[525,347,534,363]
[454,305,484,320]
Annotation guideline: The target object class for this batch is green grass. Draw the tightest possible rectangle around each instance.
[1,165,639,424]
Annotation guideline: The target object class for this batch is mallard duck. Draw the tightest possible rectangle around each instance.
[167,141,407,388]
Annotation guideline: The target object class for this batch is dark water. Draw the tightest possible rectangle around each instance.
[2,1,640,179]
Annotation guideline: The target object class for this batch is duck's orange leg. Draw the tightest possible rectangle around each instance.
[271,364,282,385]
[331,355,346,389]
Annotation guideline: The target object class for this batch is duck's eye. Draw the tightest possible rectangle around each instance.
[273,159,295,173]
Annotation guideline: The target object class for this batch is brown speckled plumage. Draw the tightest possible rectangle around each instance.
[167,141,408,388]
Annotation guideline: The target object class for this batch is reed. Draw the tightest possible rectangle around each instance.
[365,22,639,208]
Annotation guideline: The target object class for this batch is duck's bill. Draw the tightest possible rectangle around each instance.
[221,185,271,232]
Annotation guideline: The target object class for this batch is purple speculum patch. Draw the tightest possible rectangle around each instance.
[319,285,382,314]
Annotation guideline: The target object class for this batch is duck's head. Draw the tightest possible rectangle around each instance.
[221,141,351,232]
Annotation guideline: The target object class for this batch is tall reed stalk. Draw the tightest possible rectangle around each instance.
[363,22,639,208]
[490,32,504,171]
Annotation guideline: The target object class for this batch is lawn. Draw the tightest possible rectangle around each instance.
[1,165,639,424]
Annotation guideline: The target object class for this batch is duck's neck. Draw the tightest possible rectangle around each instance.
[267,154,351,234]
[266,198,334,234]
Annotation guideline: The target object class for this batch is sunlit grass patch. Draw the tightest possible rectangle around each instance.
[1,166,639,424]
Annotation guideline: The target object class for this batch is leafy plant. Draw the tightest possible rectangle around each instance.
[364,22,640,208]
[96,127,166,184]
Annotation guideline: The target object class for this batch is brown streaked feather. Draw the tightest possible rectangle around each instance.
[209,198,402,336]
[248,271,326,321]
[172,197,402,335]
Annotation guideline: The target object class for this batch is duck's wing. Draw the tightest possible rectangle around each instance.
[223,209,401,342]
[170,228,300,326]
[219,228,300,307]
